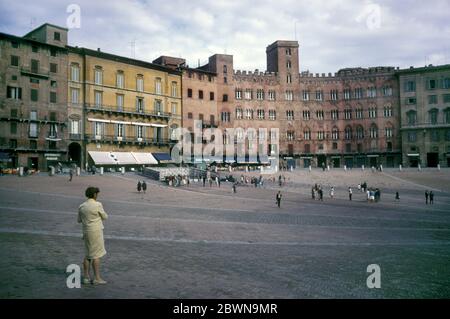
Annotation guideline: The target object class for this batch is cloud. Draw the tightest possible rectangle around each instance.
[0,0,449,73]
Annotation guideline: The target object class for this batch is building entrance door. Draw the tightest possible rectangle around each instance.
[427,153,439,167]
[317,155,326,168]
[332,158,340,168]
[344,158,354,169]
[28,157,38,170]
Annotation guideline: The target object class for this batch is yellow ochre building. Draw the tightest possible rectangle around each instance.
[67,46,182,170]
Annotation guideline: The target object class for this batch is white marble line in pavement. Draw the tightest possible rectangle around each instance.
[381,171,448,194]
[1,204,449,228]
[1,227,450,247]
[0,187,253,213]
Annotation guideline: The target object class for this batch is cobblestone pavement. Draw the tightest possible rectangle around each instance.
[0,170,449,298]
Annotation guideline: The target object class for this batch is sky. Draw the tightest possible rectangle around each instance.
[1,0,449,73]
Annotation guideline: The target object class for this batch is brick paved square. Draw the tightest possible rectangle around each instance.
[0,169,449,298]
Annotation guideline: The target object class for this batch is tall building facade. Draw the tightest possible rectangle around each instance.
[398,65,450,167]
[160,41,401,168]
[2,23,449,170]
[68,47,182,169]
[0,24,69,171]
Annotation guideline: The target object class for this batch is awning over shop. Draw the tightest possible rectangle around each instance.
[88,151,117,165]
[114,152,137,165]
[131,152,158,165]
[153,153,172,162]
[0,151,11,162]
[407,154,420,157]
[88,151,161,165]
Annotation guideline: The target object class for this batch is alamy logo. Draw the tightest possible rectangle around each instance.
[170,121,280,174]
[66,264,81,288]
[356,3,381,30]
[366,264,381,289]
[66,4,81,29]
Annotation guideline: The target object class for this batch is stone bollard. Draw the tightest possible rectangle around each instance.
[121,167,125,175]
[344,165,347,171]
[438,164,441,171]
[19,167,24,177]
[327,165,330,171]
[399,164,402,172]
[290,166,293,172]
[380,165,383,172]
[309,165,312,172]
[100,167,104,175]
[362,165,365,171]
[76,167,81,176]
[418,164,422,171]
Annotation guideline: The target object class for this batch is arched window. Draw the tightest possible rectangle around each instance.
[235,107,243,120]
[94,66,103,85]
[303,128,311,141]
[345,126,352,140]
[370,124,378,139]
[116,70,124,88]
[356,126,364,139]
[428,108,439,125]
[385,123,393,139]
[332,127,339,140]
[407,110,417,125]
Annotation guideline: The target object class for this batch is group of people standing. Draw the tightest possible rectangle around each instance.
[425,190,435,205]
[137,180,147,193]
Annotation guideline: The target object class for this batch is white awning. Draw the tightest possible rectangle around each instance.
[407,154,420,157]
[88,151,117,165]
[110,120,132,125]
[88,118,110,123]
[131,152,158,165]
[151,123,168,128]
[114,152,137,165]
[131,122,153,127]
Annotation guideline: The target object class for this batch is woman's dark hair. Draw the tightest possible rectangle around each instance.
[85,187,100,198]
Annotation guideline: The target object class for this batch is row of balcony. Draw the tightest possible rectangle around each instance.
[401,121,450,129]
[84,134,173,146]
[0,116,66,125]
[85,103,173,121]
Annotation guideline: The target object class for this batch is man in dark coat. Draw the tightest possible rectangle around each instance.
[276,191,282,208]
[137,181,142,193]
[142,181,147,194]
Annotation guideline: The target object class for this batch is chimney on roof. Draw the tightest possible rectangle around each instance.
[97,48,101,52]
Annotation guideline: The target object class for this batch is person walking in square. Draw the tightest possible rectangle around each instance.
[142,181,147,194]
[319,187,323,201]
[137,181,142,193]
[395,191,400,201]
[276,191,282,208]
[430,191,434,205]
[78,187,108,285]
[348,187,353,201]
[425,190,429,205]
[330,187,335,199]
[69,169,73,182]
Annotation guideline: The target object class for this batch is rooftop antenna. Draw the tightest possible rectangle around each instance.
[129,38,137,59]
[294,21,297,41]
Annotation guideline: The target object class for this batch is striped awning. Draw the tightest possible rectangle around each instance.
[88,151,117,165]
[131,152,158,165]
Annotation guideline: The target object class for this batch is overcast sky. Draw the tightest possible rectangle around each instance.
[1,0,449,73]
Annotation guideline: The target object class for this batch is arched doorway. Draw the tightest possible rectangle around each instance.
[68,143,82,166]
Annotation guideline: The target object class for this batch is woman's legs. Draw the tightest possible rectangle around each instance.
[92,258,102,281]
[83,258,91,279]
